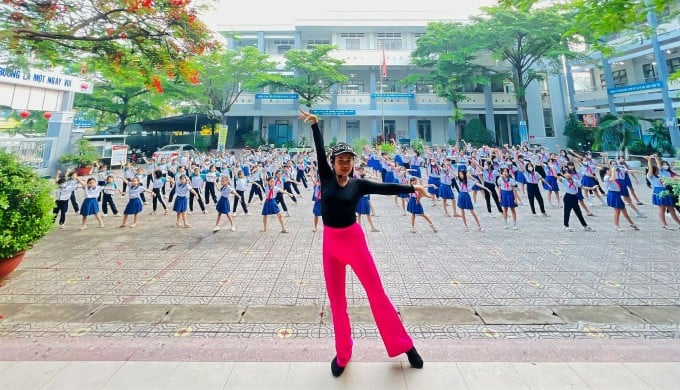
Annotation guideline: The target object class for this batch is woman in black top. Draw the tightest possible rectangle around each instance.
[299,109,428,377]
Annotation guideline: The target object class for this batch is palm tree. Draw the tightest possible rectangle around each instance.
[596,114,639,152]
[647,120,671,147]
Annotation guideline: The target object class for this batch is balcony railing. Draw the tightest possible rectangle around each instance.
[233,92,520,109]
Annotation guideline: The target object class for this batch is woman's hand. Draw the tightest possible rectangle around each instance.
[298,109,318,124]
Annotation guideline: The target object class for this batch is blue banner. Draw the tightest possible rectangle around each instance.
[371,93,415,99]
[607,81,663,95]
[519,121,528,144]
[311,109,356,116]
[255,93,299,100]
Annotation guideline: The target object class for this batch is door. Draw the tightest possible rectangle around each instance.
[383,120,396,142]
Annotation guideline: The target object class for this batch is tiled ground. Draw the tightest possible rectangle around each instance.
[0,170,678,342]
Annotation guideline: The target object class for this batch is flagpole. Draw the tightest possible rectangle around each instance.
[380,45,386,143]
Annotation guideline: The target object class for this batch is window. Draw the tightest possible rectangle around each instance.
[272,39,295,45]
[600,69,628,88]
[345,39,360,50]
[277,45,292,54]
[415,82,433,93]
[667,57,680,74]
[417,120,432,142]
[340,33,365,38]
[341,81,364,94]
[642,63,658,82]
[544,109,555,138]
[377,32,402,38]
[346,120,360,143]
[306,40,330,49]
[383,120,396,139]
[378,39,402,51]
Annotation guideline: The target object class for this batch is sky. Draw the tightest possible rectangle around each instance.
[199,0,499,30]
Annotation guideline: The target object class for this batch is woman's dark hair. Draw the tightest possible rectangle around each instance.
[154,169,163,179]
[599,167,609,181]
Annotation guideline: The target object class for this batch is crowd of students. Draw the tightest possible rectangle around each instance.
[52,141,680,233]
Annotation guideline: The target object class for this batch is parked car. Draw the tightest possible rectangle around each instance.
[152,144,196,160]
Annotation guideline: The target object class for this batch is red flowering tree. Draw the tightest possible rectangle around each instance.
[0,0,217,83]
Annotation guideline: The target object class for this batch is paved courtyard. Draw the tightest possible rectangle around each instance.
[1,171,679,388]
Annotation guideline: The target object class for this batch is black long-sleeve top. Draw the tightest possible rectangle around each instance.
[312,123,414,228]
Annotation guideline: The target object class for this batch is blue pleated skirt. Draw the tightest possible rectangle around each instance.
[652,187,674,206]
[384,171,395,183]
[457,192,474,210]
[581,176,596,188]
[124,198,143,215]
[355,196,370,215]
[427,177,440,195]
[577,189,584,201]
[500,190,516,208]
[80,198,99,216]
[313,201,323,216]
[607,191,625,209]
[438,184,455,199]
[515,171,526,184]
[173,196,188,213]
[262,199,280,215]
[216,197,231,214]
[543,176,559,192]
[616,179,630,197]
[406,197,424,215]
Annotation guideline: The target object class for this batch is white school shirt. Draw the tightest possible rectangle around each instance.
[218,184,234,199]
[103,182,119,195]
[559,178,580,195]
[205,171,218,183]
[56,185,72,201]
[603,176,620,192]
[152,177,166,189]
[235,177,249,191]
[83,185,103,199]
[127,185,145,199]
[174,183,193,198]
[496,177,516,192]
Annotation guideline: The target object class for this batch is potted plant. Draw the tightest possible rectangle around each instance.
[59,138,99,175]
[0,150,55,278]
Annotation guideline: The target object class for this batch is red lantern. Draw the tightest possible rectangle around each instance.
[19,110,30,119]
[43,112,52,120]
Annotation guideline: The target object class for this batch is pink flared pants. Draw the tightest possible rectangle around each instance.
[323,223,413,366]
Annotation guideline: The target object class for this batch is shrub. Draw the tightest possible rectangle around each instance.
[351,137,369,156]
[626,139,656,156]
[379,142,395,154]
[410,138,425,154]
[0,150,55,259]
[462,118,491,147]
[243,130,264,148]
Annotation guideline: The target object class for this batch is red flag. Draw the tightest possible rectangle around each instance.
[381,48,387,78]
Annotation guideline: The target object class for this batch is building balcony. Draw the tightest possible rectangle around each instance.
[230,92,520,113]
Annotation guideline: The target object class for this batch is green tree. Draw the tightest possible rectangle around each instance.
[462,118,491,147]
[74,62,166,133]
[562,113,594,150]
[1,0,216,84]
[265,45,347,108]
[403,22,494,145]
[596,114,640,152]
[568,0,673,52]
[470,2,574,129]
[180,47,276,124]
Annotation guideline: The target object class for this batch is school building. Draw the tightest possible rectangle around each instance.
[214,8,680,150]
